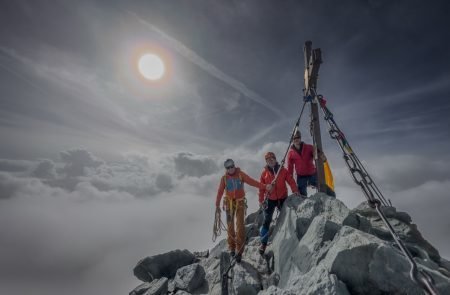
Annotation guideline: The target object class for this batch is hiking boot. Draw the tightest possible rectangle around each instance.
[258,244,267,255]
[235,253,242,263]
[230,250,236,258]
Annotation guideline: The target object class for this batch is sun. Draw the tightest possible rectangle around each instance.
[138,53,166,81]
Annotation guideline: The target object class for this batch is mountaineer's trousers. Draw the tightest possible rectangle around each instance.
[225,197,246,254]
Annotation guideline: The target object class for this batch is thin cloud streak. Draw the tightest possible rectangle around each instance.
[128,11,284,118]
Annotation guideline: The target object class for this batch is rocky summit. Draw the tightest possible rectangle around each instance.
[131,193,450,294]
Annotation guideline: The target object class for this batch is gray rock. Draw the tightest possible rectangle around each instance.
[353,202,441,263]
[295,217,311,239]
[134,249,196,282]
[131,193,450,295]
[168,279,175,293]
[129,282,151,295]
[342,212,371,233]
[210,239,227,259]
[143,277,168,295]
[246,210,264,226]
[231,261,261,295]
[174,263,206,293]
[440,258,450,272]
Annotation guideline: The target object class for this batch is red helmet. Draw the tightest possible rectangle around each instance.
[264,152,276,160]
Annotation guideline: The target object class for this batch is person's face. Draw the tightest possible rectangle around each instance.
[225,164,236,174]
[293,137,301,146]
[266,157,276,167]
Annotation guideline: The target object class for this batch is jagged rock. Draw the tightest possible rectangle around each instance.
[353,202,441,263]
[210,238,227,259]
[174,263,206,293]
[231,260,262,294]
[167,279,175,293]
[142,277,168,295]
[245,222,260,239]
[174,291,191,295]
[129,282,152,295]
[262,272,280,290]
[193,250,209,258]
[246,210,264,226]
[342,211,371,232]
[134,250,196,282]
[131,193,450,295]
[440,258,450,272]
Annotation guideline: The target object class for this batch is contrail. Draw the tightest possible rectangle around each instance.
[128,11,284,118]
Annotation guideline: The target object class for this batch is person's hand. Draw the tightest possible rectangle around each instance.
[293,192,301,197]
[216,206,221,213]
[265,183,273,191]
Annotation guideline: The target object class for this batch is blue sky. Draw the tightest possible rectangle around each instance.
[0,1,449,294]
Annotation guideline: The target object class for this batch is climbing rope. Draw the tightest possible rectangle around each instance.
[317,95,439,295]
[212,207,227,242]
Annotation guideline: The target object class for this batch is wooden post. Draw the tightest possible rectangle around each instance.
[303,41,326,193]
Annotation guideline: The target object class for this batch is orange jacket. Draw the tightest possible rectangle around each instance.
[216,168,265,207]
[259,164,298,203]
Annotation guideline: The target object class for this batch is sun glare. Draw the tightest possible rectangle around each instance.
[138,53,165,80]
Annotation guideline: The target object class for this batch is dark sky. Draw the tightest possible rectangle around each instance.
[1,1,449,294]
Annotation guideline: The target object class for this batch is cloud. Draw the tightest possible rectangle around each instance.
[60,149,104,177]
[0,143,449,295]
[173,152,219,178]
[32,159,57,179]
[0,158,33,173]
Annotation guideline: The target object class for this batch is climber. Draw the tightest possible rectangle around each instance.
[258,152,299,255]
[215,158,272,263]
[287,130,327,196]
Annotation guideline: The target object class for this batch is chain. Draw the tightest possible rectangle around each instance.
[317,95,439,295]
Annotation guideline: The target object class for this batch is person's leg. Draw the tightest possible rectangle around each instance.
[260,199,276,245]
[297,175,308,196]
[308,174,318,194]
[277,197,286,211]
[225,199,236,253]
[235,200,246,255]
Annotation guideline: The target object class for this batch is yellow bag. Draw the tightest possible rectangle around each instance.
[324,161,334,192]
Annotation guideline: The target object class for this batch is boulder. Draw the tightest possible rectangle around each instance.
[174,263,206,293]
[231,261,261,294]
[144,277,168,295]
[129,282,151,295]
[133,249,196,282]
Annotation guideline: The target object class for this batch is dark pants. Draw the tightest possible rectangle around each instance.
[260,198,286,245]
[297,174,317,196]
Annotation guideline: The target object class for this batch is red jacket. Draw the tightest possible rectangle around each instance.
[287,142,316,177]
[259,164,298,203]
[216,168,265,207]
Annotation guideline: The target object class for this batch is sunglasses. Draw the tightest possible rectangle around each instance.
[293,137,301,140]
[225,165,235,170]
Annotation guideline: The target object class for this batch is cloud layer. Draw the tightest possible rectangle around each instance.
[1,144,449,295]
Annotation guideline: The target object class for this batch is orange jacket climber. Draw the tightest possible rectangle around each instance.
[259,153,298,203]
[216,166,266,207]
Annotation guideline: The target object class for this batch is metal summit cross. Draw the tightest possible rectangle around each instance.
[303,41,326,193]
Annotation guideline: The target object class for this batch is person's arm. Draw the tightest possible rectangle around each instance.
[240,171,266,190]
[259,172,266,204]
[215,178,225,207]
[318,148,327,162]
[285,169,299,194]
